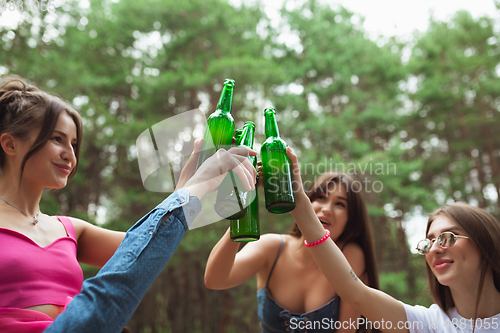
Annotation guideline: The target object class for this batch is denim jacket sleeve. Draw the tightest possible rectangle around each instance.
[45,188,202,333]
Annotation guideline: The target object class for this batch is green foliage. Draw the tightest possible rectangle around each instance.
[407,10,500,216]
[380,271,409,296]
[1,0,498,330]
[379,254,432,307]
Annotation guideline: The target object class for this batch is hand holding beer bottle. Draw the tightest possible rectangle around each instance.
[215,122,257,220]
[197,79,236,169]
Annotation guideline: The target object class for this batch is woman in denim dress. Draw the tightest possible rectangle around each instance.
[205,171,380,333]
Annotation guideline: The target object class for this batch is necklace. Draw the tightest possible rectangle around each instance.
[0,196,40,225]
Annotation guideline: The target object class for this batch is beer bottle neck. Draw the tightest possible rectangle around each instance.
[239,124,255,149]
[216,85,234,113]
[264,113,280,138]
[235,129,244,144]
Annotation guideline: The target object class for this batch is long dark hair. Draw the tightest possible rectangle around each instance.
[289,172,379,333]
[0,75,83,183]
[289,172,379,290]
[426,203,500,318]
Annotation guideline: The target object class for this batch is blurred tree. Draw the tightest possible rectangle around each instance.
[2,0,498,331]
[407,11,500,218]
[265,0,427,302]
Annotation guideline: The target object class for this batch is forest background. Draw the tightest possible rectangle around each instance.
[1,0,500,332]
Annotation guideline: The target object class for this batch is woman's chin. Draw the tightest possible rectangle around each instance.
[47,181,68,190]
[433,270,454,287]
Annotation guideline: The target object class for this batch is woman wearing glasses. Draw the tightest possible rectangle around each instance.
[286,147,500,333]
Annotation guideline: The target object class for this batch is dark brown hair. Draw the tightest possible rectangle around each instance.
[289,172,379,333]
[289,172,379,288]
[0,75,83,183]
[426,203,500,315]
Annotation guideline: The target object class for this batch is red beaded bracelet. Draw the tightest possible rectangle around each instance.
[304,229,331,248]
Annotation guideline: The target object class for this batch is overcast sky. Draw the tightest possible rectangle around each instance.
[331,0,498,38]
[3,0,498,37]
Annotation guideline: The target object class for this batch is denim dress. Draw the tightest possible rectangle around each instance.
[257,235,341,333]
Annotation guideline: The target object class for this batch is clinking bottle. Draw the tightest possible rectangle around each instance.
[260,107,295,213]
[229,122,259,241]
[214,121,257,221]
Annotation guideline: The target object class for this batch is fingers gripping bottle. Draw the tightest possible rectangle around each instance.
[260,108,295,213]
[196,79,236,169]
[215,122,257,220]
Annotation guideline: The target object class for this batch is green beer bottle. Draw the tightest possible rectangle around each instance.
[214,122,256,220]
[230,185,259,241]
[234,128,243,144]
[197,79,236,169]
[230,122,259,241]
[261,107,295,213]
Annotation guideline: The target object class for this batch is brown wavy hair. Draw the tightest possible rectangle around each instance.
[289,172,379,332]
[425,203,500,319]
[0,75,83,183]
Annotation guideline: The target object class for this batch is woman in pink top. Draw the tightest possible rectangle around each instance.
[0,75,257,332]
[0,75,102,325]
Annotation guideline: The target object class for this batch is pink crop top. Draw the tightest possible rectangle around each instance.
[0,216,83,309]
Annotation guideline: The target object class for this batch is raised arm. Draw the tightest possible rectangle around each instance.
[337,242,367,333]
[47,145,257,333]
[69,139,256,269]
[287,147,409,333]
[205,228,281,290]
[73,219,126,267]
[67,140,205,268]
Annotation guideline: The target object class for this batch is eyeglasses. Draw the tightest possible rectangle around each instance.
[416,231,469,255]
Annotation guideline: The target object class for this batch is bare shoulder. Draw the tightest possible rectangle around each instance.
[245,233,284,253]
[52,215,94,239]
[246,233,288,285]
[54,215,125,266]
[258,233,285,246]
[240,233,285,265]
